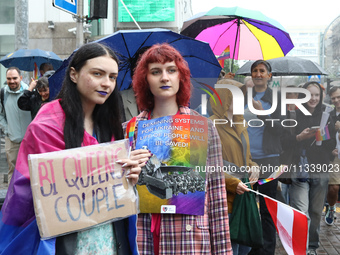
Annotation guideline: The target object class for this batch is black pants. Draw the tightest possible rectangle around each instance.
[249,156,279,255]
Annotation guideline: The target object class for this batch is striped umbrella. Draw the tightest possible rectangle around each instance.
[181,6,294,68]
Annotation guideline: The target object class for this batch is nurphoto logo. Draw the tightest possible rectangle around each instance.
[200,84,312,128]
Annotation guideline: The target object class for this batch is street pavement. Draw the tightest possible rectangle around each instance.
[0,136,340,253]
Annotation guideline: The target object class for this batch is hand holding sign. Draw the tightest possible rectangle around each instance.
[29,139,138,239]
[129,148,152,168]
[116,158,144,185]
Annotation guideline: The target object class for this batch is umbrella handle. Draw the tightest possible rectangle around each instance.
[231,19,241,72]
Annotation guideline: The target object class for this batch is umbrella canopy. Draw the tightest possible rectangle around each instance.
[0,48,63,71]
[181,6,294,60]
[235,56,328,76]
[49,28,221,99]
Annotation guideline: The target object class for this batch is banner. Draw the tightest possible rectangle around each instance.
[135,115,208,215]
[249,189,308,255]
[28,139,138,239]
[264,196,308,255]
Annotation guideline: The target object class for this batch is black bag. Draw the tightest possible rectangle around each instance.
[1,87,4,114]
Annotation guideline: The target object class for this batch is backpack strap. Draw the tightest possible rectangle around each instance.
[1,87,4,114]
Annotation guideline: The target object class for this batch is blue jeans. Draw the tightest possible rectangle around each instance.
[281,183,290,204]
[231,242,252,255]
[290,174,329,250]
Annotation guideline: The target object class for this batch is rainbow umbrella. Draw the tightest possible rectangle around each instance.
[181,6,294,68]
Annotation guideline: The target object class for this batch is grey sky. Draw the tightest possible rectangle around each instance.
[192,0,340,29]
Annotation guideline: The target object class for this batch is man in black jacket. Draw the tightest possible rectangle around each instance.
[245,60,283,255]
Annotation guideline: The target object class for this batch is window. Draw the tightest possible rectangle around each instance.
[0,1,14,24]
[118,0,175,22]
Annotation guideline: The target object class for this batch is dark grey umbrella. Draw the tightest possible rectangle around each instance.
[235,56,328,76]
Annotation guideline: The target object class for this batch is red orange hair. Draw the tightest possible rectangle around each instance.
[132,43,191,111]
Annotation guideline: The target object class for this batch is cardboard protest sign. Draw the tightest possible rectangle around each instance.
[28,139,137,239]
[135,115,208,215]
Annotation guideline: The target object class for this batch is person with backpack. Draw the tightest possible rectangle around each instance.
[0,67,31,183]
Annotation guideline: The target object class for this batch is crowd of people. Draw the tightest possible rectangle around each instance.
[0,42,338,255]
[217,63,339,255]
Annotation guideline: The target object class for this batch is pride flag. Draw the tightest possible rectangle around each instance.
[33,62,39,80]
[125,116,137,147]
[258,165,287,185]
[0,101,139,254]
[218,59,225,69]
[217,45,230,60]
[315,125,330,141]
[217,46,230,69]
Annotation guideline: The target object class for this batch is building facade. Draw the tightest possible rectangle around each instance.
[285,25,324,64]
[0,0,192,85]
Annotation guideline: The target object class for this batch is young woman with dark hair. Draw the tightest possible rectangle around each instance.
[56,43,124,148]
[0,42,150,255]
[125,43,232,254]
[289,81,336,254]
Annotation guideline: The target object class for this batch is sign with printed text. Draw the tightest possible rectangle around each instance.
[29,139,137,239]
[53,0,77,15]
[135,115,208,215]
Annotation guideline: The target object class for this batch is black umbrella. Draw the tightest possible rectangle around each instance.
[235,56,328,76]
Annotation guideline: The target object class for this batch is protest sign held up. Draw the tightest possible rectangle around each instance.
[28,139,138,239]
[134,115,208,215]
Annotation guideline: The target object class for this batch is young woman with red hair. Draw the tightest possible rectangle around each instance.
[132,43,191,112]
[123,43,232,255]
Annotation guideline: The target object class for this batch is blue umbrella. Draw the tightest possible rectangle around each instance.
[49,28,221,101]
[0,48,63,71]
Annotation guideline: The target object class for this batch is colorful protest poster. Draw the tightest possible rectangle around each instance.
[135,114,208,215]
[28,139,138,239]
